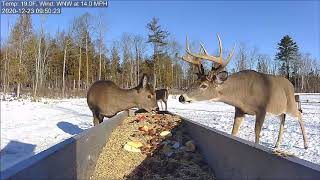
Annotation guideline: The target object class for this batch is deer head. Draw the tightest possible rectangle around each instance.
[135,74,158,111]
[179,34,235,103]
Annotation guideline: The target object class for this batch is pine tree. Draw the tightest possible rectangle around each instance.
[146,17,169,88]
[9,14,34,97]
[275,35,299,79]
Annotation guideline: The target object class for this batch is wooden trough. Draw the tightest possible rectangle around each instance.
[1,111,320,180]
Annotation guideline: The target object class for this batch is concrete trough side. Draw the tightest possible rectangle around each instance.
[176,114,320,180]
[1,111,128,180]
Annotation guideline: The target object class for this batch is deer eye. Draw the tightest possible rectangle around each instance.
[148,95,152,99]
[200,84,208,89]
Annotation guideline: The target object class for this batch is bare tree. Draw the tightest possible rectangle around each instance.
[299,53,313,92]
[133,35,146,86]
[82,13,92,89]
[94,12,107,80]
[248,46,259,70]
[34,16,48,98]
[167,38,182,88]
[59,32,72,98]
[71,16,84,90]
[120,33,133,88]
[235,42,248,72]
[256,54,270,74]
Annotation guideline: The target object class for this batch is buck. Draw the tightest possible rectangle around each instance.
[178,34,308,149]
[156,88,169,111]
[87,74,157,126]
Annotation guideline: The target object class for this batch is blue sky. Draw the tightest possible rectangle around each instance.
[1,0,320,61]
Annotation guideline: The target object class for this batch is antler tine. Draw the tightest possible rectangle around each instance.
[186,35,190,52]
[185,36,212,60]
[179,36,205,75]
[223,43,236,68]
[200,42,209,56]
[198,34,234,69]
[181,55,199,65]
[216,33,223,64]
[180,34,235,74]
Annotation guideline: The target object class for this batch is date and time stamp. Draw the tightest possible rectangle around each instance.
[1,0,108,14]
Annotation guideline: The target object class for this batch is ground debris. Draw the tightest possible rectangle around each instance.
[91,112,215,180]
[272,149,295,157]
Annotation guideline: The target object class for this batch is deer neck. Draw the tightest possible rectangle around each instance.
[118,88,139,109]
[216,84,244,109]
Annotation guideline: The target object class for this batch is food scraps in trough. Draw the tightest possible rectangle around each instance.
[92,112,215,180]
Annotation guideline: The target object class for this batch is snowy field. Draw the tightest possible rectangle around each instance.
[1,94,320,171]
[0,96,93,171]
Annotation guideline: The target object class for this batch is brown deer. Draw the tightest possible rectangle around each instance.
[178,34,308,149]
[156,88,169,111]
[87,74,157,126]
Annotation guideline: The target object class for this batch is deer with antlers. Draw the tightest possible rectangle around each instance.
[178,34,308,149]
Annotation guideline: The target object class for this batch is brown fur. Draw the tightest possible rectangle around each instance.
[87,74,157,126]
[180,70,308,149]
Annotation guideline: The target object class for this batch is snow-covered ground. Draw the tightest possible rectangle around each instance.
[168,94,320,165]
[0,97,93,171]
[0,94,319,171]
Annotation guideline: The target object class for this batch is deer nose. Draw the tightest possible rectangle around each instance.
[179,95,185,103]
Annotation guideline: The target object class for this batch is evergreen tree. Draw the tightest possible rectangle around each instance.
[9,14,34,97]
[146,17,169,55]
[275,35,299,79]
[146,17,169,88]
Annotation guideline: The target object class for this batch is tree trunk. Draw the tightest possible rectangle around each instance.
[301,75,304,92]
[153,45,157,89]
[73,79,76,91]
[86,34,89,89]
[78,44,82,90]
[130,59,133,88]
[34,36,42,98]
[62,46,67,97]
[99,43,102,80]
[137,53,140,86]
[3,47,8,94]
[17,46,23,98]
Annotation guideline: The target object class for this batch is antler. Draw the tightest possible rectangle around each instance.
[199,34,236,70]
[179,34,235,75]
[179,36,204,75]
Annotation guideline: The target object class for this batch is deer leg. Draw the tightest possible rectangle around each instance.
[160,101,164,111]
[93,112,100,126]
[275,114,286,148]
[255,111,266,144]
[231,107,245,136]
[98,114,104,124]
[297,111,308,149]
[164,100,167,111]
[93,111,104,126]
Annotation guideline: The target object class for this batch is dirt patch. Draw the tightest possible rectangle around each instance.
[91,112,215,180]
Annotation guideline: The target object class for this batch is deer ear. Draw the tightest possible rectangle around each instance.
[215,71,228,84]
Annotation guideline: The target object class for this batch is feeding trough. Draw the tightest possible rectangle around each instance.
[1,111,319,180]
